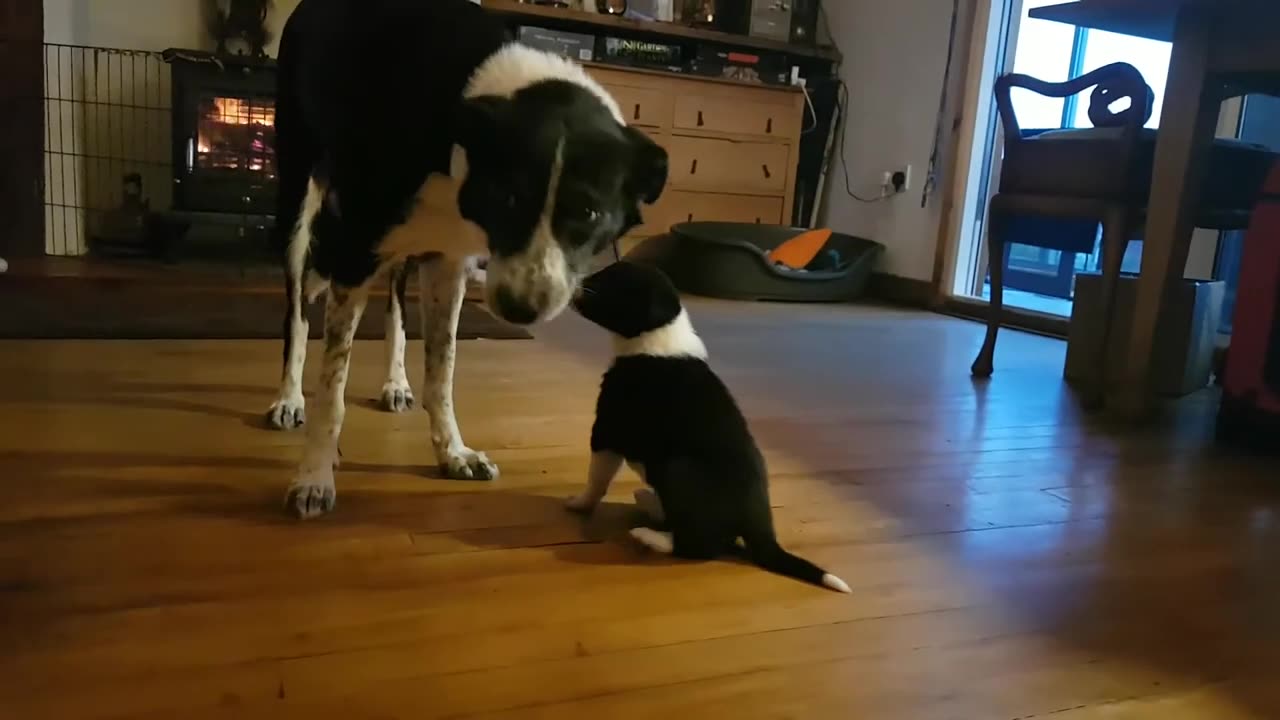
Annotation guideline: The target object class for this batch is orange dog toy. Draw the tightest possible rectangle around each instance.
[765,228,833,270]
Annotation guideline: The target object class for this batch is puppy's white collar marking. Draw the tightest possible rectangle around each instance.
[613,309,707,360]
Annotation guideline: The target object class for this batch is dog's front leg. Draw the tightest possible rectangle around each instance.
[267,263,312,430]
[419,255,498,480]
[379,262,415,413]
[566,451,623,513]
[286,284,368,518]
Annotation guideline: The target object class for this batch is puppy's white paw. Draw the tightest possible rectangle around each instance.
[630,527,674,555]
[440,448,499,481]
[565,494,597,514]
[379,381,415,414]
[266,395,306,430]
[633,488,664,523]
[285,470,336,519]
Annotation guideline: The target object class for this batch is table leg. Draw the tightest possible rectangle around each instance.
[1116,8,1221,419]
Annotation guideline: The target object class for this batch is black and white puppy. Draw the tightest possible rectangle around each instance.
[272,0,668,518]
[567,262,850,593]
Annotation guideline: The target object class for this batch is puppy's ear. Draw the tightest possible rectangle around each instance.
[455,95,510,157]
[623,126,668,205]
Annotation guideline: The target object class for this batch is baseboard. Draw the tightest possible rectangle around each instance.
[939,296,1069,339]
[867,273,938,308]
[0,257,525,340]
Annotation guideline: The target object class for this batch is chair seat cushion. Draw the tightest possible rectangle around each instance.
[1001,127,1277,212]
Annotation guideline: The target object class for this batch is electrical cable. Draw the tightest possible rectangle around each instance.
[923,0,964,208]
[818,0,965,207]
[816,4,888,204]
[800,81,819,135]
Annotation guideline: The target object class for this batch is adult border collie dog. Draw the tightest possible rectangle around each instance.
[271,0,668,518]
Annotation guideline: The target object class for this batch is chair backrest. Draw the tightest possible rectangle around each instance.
[995,62,1154,199]
[994,62,1152,143]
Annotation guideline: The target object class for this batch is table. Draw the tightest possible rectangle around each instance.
[1031,0,1280,418]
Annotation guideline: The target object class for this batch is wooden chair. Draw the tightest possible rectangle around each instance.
[971,62,1276,406]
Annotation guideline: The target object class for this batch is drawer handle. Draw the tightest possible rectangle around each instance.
[762,164,772,179]
[755,217,762,224]
[633,103,641,121]
[690,159,698,175]
[697,110,705,127]
[766,118,773,134]
[687,213,694,222]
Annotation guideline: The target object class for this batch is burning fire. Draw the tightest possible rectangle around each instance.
[197,96,276,173]
[211,96,275,127]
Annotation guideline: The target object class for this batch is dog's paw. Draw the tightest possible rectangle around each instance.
[285,471,336,519]
[565,494,597,514]
[630,527,674,555]
[440,448,499,481]
[379,381,415,414]
[633,487,665,523]
[266,396,306,430]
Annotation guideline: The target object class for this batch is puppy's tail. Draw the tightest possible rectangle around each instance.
[743,531,850,594]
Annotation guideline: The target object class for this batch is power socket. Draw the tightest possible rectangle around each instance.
[881,165,912,197]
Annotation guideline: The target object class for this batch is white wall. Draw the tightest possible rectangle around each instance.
[821,0,972,283]
[44,0,301,54]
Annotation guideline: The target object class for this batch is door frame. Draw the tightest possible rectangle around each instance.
[0,0,45,258]
[935,0,1017,300]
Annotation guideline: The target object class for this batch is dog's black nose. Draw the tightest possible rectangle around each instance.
[493,286,539,325]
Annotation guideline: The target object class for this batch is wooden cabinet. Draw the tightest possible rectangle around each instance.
[587,65,806,242]
[666,136,791,195]
[648,191,784,229]
[672,94,800,139]
[608,85,671,128]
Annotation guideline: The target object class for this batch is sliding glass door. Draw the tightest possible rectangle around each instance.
[952,0,1173,318]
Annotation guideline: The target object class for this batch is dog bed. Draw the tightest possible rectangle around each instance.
[627,222,884,303]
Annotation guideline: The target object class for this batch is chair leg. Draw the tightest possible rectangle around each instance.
[971,214,1006,378]
[1084,211,1130,410]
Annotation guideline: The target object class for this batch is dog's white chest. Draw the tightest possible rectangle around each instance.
[376,173,487,262]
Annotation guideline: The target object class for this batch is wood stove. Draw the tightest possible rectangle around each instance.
[164,49,277,217]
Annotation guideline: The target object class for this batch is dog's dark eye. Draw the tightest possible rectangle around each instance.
[568,206,600,223]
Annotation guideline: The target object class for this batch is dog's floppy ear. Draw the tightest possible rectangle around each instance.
[455,95,511,157]
[624,125,668,205]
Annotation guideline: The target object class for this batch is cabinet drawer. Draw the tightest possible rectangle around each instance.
[666,135,790,194]
[639,191,784,234]
[601,84,670,128]
[673,94,800,139]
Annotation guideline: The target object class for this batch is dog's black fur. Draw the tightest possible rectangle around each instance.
[276,0,664,294]
[273,0,668,516]
[571,262,850,592]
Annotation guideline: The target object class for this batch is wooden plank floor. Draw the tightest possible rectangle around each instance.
[1,300,1278,719]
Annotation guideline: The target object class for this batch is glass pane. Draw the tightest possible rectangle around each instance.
[1217,232,1245,333]
[1072,31,1171,128]
[196,95,277,176]
[1008,0,1078,130]
[1008,244,1062,274]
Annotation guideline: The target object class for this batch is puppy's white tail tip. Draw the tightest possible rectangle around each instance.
[823,573,851,594]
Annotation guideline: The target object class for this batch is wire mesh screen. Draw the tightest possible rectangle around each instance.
[42,44,172,257]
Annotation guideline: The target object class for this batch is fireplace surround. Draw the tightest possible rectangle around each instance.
[164,49,278,218]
